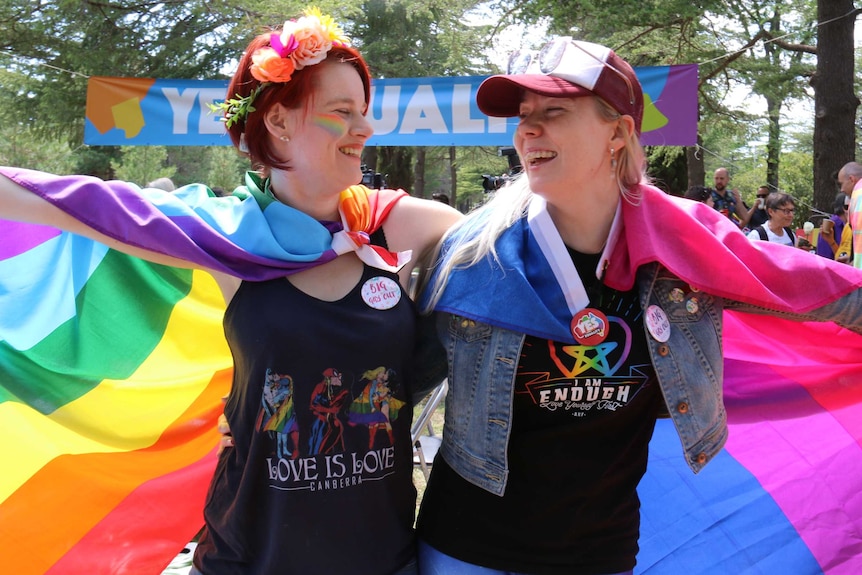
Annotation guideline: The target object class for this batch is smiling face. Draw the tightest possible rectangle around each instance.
[513,92,620,207]
[267,60,372,207]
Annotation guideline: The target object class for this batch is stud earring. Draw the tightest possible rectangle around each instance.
[279,135,290,142]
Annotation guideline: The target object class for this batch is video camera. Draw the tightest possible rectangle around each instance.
[361,164,387,189]
[482,147,523,192]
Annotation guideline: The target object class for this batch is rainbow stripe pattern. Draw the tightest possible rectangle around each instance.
[0,168,407,574]
[0,219,232,574]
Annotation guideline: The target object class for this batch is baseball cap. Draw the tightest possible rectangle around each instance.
[476,37,644,134]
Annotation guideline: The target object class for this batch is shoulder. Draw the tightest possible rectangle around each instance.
[382,193,463,260]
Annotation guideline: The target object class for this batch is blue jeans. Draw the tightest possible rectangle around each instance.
[418,540,633,575]
[190,557,417,575]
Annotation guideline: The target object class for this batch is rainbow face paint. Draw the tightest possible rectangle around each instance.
[313,113,348,137]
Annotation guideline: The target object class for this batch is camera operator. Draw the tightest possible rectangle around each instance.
[482,147,523,192]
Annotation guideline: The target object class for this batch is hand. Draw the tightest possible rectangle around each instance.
[731,188,742,203]
[217,412,234,454]
[217,394,234,455]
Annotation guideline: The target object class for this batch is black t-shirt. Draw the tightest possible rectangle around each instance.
[418,249,662,575]
[195,265,418,575]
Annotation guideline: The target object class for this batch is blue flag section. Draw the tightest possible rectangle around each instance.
[84,66,698,148]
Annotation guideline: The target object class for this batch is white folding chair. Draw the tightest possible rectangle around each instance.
[411,379,447,481]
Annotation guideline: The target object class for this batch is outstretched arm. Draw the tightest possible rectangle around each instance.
[1,173,197,269]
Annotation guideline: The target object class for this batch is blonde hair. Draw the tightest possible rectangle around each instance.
[421,96,648,312]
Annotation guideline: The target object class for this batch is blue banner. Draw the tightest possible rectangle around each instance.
[84,66,697,147]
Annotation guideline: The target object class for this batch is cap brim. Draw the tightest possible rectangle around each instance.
[476,74,594,117]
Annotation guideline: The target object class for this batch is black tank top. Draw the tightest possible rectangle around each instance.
[195,263,418,575]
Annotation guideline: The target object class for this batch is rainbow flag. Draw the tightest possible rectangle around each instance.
[0,168,412,574]
[3,168,862,573]
[637,312,862,573]
[0,219,233,574]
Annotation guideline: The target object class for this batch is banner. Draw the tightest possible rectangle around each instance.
[84,65,698,148]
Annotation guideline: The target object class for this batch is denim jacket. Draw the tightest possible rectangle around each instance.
[434,261,862,496]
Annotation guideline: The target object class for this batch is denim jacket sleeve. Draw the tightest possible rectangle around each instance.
[637,263,728,473]
[724,285,862,334]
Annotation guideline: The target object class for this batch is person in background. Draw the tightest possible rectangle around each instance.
[0,8,461,574]
[432,192,451,205]
[816,192,849,259]
[840,161,862,268]
[837,197,853,263]
[746,192,797,246]
[711,167,751,229]
[747,185,770,229]
[683,184,715,208]
[146,176,176,192]
[414,37,862,575]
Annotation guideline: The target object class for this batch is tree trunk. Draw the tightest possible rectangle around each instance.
[413,146,426,198]
[378,146,414,192]
[765,93,781,190]
[449,146,458,209]
[811,0,859,212]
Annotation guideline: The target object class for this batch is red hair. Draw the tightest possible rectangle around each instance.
[223,35,371,172]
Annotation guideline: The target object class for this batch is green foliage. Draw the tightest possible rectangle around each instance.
[454,146,512,212]
[205,147,251,193]
[111,147,176,187]
[0,0,251,173]
[0,123,78,174]
[646,146,687,195]
[347,0,493,194]
[0,0,853,210]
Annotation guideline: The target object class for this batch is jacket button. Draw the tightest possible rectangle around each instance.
[677,402,689,413]
[658,344,670,356]
[695,452,707,464]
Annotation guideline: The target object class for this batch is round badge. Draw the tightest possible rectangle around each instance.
[361,276,402,310]
[686,298,699,314]
[645,305,671,343]
[570,308,609,346]
[669,287,685,303]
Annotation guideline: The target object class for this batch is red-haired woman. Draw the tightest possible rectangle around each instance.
[0,8,460,574]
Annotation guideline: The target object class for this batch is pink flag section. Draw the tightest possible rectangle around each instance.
[723,311,862,572]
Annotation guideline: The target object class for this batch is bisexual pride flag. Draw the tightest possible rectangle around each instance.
[637,312,862,573]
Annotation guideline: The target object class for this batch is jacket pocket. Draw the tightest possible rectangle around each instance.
[652,276,716,323]
[447,314,494,342]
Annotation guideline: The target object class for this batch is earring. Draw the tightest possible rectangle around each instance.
[279,135,290,142]
[610,147,617,169]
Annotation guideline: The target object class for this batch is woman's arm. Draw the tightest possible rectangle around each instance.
[382,195,463,292]
[725,288,862,335]
[0,173,240,301]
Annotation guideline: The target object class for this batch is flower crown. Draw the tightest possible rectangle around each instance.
[210,7,350,129]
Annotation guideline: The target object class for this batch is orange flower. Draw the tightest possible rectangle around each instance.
[250,47,296,83]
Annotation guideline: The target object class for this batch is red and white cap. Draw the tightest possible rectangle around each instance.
[476,38,644,134]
